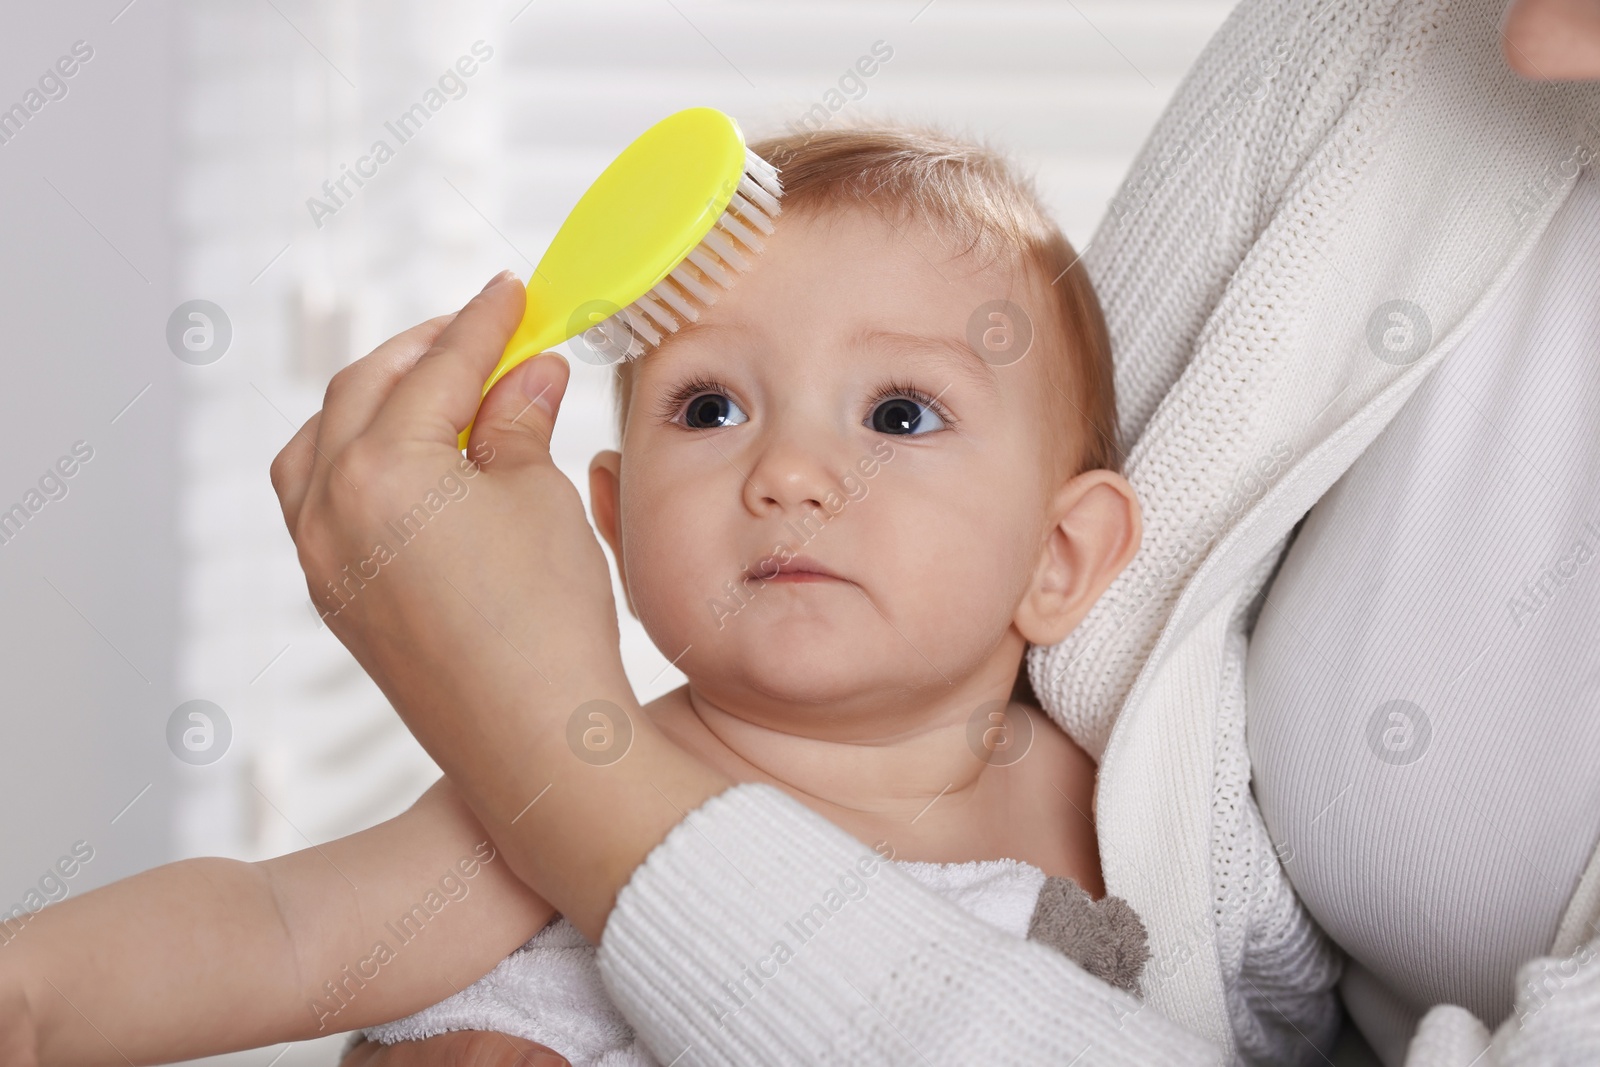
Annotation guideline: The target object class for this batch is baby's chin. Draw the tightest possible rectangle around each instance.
[687,637,938,713]
[692,674,897,725]
[645,588,959,704]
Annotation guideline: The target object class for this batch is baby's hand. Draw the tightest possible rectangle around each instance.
[342,1032,569,1067]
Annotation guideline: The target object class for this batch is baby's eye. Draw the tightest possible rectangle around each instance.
[869,393,947,436]
[676,390,749,430]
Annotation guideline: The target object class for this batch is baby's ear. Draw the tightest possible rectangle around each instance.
[1014,470,1142,647]
[587,450,637,618]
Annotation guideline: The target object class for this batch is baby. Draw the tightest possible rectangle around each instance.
[6,124,1148,1066]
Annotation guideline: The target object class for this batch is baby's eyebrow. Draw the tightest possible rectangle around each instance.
[647,317,729,359]
[853,327,1000,398]
[644,321,1003,400]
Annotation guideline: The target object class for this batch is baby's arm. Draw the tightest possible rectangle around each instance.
[6,776,555,1066]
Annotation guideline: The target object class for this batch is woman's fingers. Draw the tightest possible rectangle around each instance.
[274,269,520,529]
[269,311,457,533]
[314,312,458,461]
[268,410,321,533]
[464,351,571,471]
[369,272,527,447]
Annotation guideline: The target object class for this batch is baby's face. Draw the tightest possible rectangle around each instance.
[596,204,1088,723]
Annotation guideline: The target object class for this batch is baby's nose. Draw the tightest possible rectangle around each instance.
[741,434,848,517]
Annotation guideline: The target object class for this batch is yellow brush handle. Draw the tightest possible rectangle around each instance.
[456,281,571,450]
[452,107,752,451]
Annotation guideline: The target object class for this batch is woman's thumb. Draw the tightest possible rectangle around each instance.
[468,351,571,466]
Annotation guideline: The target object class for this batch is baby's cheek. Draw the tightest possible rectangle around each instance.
[624,535,710,640]
[878,496,1022,635]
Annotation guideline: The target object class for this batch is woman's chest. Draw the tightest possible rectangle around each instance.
[1247,170,1600,1042]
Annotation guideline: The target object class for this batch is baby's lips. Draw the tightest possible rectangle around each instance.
[745,553,848,582]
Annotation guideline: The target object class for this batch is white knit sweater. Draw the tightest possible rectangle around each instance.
[592,0,1600,1062]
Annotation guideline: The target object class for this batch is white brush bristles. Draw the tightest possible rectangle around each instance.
[588,147,782,362]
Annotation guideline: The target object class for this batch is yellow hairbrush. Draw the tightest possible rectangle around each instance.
[459,106,783,446]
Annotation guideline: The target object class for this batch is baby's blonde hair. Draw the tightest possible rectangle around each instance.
[609,123,1121,476]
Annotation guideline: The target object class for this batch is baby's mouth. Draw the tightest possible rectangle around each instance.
[746,553,848,585]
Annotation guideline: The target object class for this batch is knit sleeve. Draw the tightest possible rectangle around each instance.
[595,783,1220,1066]
[1084,0,1414,449]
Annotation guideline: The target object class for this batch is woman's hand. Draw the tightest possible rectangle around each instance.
[269,271,624,766]
[268,273,732,941]
[341,1033,570,1067]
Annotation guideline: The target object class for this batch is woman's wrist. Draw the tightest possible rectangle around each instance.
[439,689,735,942]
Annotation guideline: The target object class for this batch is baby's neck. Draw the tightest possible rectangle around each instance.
[644,680,1103,891]
[683,686,995,820]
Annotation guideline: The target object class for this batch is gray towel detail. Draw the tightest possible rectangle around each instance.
[1025,876,1149,995]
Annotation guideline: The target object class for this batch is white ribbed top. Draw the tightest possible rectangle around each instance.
[1248,164,1600,1063]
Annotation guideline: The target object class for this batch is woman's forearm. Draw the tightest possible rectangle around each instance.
[384,656,734,942]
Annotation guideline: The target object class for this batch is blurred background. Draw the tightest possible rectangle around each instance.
[0,1,1230,1062]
